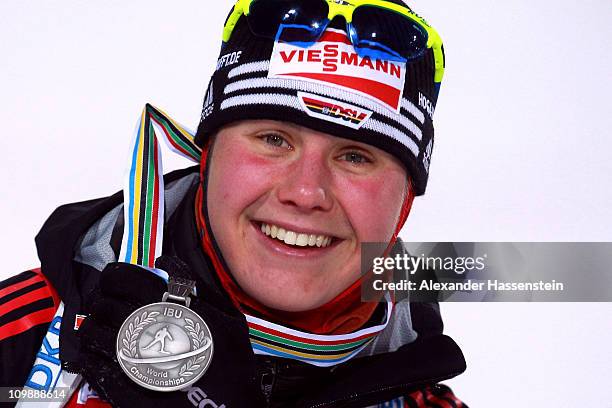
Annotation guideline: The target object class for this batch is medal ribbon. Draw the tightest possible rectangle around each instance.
[119,104,201,267]
[21,105,200,406]
[245,297,393,367]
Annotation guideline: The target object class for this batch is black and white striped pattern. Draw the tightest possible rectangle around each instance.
[222,60,426,158]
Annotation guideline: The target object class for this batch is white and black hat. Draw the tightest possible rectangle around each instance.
[195,10,443,195]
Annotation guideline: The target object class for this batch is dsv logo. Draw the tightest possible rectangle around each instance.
[322,105,364,123]
[183,386,226,408]
[298,92,373,130]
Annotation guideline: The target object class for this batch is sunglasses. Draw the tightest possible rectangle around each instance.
[223,0,445,83]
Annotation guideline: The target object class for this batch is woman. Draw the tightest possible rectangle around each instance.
[0,0,467,406]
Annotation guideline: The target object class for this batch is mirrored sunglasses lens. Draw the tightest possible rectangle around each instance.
[248,0,329,40]
[352,6,428,61]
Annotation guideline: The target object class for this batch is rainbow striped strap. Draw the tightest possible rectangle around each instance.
[246,299,393,367]
[20,105,200,405]
[118,104,201,267]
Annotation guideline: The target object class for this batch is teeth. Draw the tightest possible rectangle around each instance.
[316,235,324,247]
[284,231,297,245]
[308,234,316,246]
[296,233,309,247]
[260,223,333,248]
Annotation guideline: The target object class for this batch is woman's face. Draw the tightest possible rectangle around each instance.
[207,120,408,312]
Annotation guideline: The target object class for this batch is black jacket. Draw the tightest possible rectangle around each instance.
[0,167,467,407]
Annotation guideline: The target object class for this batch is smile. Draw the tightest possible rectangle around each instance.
[259,222,334,248]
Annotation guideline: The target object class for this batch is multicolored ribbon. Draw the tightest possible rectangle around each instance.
[246,299,392,367]
[20,105,200,406]
[118,104,201,267]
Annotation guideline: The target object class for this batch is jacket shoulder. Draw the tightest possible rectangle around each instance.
[0,268,60,386]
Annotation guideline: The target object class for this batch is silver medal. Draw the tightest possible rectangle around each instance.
[116,277,213,391]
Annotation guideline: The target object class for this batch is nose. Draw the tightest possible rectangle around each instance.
[276,152,334,213]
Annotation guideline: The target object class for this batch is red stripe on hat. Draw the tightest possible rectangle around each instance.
[317,31,353,45]
[302,97,332,109]
[0,287,52,317]
[0,274,44,299]
[0,307,56,341]
[281,72,401,110]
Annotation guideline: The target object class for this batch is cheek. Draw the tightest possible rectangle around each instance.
[208,143,274,217]
[207,142,280,272]
[335,171,406,242]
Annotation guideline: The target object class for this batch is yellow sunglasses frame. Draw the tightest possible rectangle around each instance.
[222,0,445,83]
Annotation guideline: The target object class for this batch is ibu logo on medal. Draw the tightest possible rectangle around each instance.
[116,278,213,391]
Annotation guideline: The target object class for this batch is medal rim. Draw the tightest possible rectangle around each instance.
[116,302,214,392]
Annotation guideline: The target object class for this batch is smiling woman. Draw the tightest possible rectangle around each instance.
[206,120,409,313]
[0,0,469,406]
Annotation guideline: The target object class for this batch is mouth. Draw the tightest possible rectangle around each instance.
[252,221,340,252]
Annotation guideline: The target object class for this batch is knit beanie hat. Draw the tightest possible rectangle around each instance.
[194,1,443,195]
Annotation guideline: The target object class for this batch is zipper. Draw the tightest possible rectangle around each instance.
[307,371,464,408]
[62,360,83,375]
[259,359,277,406]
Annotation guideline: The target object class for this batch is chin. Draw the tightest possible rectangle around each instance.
[249,285,329,313]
